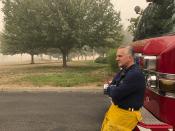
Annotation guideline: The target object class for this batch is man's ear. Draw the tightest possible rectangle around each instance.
[128,55,133,60]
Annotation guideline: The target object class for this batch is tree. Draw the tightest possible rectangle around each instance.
[134,0,175,40]
[44,0,123,67]
[1,0,47,64]
[121,28,133,43]
[127,17,140,36]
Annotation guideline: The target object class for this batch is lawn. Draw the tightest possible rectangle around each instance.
[0,61,113,87]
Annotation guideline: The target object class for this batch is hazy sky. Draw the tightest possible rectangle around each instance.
[0,0,148,31]
[111,0,148,28]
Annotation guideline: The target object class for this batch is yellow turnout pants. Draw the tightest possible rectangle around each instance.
[101,104,142,131]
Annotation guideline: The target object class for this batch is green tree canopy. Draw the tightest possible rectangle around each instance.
[127,17,140,36]
[1,0,47,63]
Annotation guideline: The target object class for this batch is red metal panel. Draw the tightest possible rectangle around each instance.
[143,39,168,55]
[157,44,175,73]
[142,35,175,55]
[133,35,175,55]
[144,88,175,129]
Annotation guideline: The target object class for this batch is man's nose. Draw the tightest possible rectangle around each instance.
[116,57,119,61]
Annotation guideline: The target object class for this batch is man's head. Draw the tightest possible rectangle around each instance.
[116,45,134,69]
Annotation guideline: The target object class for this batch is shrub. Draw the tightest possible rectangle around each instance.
[107,49,118,72]
[95,56,108,64]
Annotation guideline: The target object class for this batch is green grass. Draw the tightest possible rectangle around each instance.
[21,73,102,87]
[12,61,111,87]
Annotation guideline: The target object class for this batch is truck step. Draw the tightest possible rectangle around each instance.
[135,107,173,131]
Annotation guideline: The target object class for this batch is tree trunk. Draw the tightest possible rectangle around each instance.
[85,55,87,61]
[40,54,43,61]
[103,53,105,58]
[20,54,22,63]
[49,55,52,60]
[31,54,34,64]
[60,48,69,67]
[78,55,79,61]
[62,52,67,68]
[92,48,95,62]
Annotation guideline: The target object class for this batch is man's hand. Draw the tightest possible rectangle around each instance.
[104,84,109,95]
[107,80,112,84]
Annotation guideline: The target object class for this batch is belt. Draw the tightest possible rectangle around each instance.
[118,105,140,111]
[128,107,139,111]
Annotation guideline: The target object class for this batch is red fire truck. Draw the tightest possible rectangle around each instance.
[132,35,175,131]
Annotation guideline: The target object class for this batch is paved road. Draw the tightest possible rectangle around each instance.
[0,90,110,131]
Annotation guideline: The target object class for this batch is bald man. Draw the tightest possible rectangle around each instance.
[101,45,145,131]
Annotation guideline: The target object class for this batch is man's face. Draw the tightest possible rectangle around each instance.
[116,48,131,68]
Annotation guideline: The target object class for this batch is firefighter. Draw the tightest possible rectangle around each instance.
[101,45,146,131]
